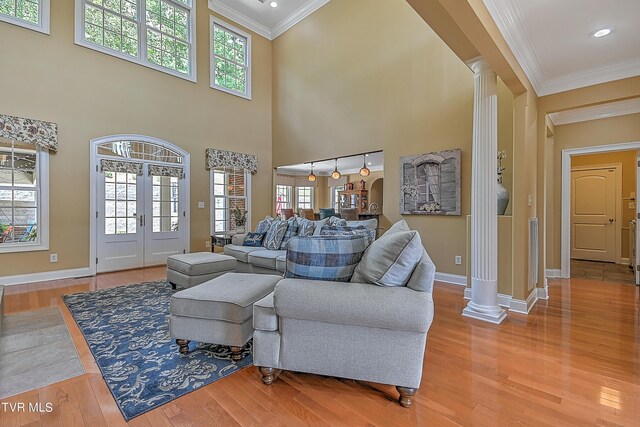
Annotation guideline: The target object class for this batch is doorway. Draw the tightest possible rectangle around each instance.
[90,136,190,274]
[561,142,640,282]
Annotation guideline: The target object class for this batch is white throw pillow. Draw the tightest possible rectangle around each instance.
[350,220,423,287]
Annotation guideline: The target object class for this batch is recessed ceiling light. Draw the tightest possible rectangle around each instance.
[593,28,611,38]
[269,1,278,7]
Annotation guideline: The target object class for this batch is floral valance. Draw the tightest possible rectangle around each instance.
[205,148,257,174]
[100,159,143,176]
[148,164,185,179]
[0,114,58,152]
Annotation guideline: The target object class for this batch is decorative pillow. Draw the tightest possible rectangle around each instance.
[296,218,315,237]
[255,216,274,234]
[311,218,330,236]
[285,235,370,282]
[327,216,347,226]
[243,232,266,247]
[263,220,288,250]
[320,225,375,244]
[345,218,377,231]
[351,220,424,287]
[279,218,299,249]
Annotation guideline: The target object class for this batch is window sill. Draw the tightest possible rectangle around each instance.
[0,244,49,254]
[0,14,50,35]
[210,83,252,100]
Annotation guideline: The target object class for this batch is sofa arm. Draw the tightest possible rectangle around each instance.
[231,233,248,246]
[273,279,433,333]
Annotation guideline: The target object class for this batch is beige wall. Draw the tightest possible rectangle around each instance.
[272,0,475,275]
[0,1,272,275]
[547,114,640,268]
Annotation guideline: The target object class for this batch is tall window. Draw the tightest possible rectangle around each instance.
[210,17,251,99]
[295,186,313,210]
[332,185,345,211]
[211,166,249,233]
[76,0,196,80]
[275,185,292,215]
[0,139,49,252]
[0,0,49,33]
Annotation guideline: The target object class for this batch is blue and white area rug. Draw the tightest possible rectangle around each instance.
[63,281,252,420]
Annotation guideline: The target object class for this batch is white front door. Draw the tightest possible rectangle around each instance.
[571,168,617,262]
[97,165,186,272]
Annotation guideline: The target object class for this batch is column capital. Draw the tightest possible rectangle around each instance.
[466,56,494,75]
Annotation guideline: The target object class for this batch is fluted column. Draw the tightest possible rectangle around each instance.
[462,57,507,324]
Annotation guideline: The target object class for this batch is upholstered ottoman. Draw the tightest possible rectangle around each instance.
[169,273,282,361]
[167,252,236,289]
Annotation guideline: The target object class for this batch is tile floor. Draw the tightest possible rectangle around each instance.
[570,259,637,284]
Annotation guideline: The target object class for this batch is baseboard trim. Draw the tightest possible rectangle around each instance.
[435,272,467,286]
[620,258,630,265]
[537,285,549,300]
[0,267,93,287]
[545,269,562,278]
[509,289,538,314]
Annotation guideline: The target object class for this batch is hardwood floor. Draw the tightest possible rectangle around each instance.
[1,269,639,426]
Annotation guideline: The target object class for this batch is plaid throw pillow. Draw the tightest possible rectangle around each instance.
[279,218,299,249]
[255,216,274,234]
[320,225,375,244]
[243,232,266,247]
[285,235,370,282]
[264,220,288,250]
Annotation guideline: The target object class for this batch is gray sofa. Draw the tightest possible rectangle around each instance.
[252,248,436,408]
[223,218,378,274]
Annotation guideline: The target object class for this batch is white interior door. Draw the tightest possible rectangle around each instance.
[97,165,186,272]
[571,168,616,262]
[97,170,144,272]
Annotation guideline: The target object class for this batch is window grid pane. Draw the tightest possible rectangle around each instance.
[104,172,137,235]
[0,0,39,24]
[151,175,179,232]
[81,0,193,76]
[212,24,248,95]
[0,140,39,246]
[275,185,292,215]
[212,167,247,233]
[296,186,313,210]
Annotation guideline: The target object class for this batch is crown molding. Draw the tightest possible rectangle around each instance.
[482,0,545,95]
[548,97,640,126]
[208,0,330,40]
[208,0,271,39]
[539,58,640,96]
[271,0,330,39]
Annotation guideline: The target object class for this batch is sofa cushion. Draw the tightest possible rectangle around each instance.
[351,220,423,287]
[264,220,288,250]
[279,218,299,249]
[345,218,377,231]
[223,244,265,263]
[170,273,281,323]
[167,252,236,276]
[285,235,370,282]
[276,255,286,273]
[248,250,287,270]
[255,216,274,234]
[243,232,266,247]
[318,208,336,219]
[319,225,375,244]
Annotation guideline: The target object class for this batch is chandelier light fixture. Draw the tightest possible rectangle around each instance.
[307,162,317,182]
[331,158,342,180]
[359,154,371,177]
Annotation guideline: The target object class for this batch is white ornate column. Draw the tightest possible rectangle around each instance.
[462,57,507,324]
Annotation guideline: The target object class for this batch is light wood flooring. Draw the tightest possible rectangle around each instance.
[570,259,636,284]
[1,268,639,426]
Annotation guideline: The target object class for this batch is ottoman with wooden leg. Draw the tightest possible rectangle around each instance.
[167,252,237,289]
[168,273,282,361]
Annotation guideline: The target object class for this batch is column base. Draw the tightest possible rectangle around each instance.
[462,301,507,324]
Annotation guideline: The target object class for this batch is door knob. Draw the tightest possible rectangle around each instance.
[609,218,614,223]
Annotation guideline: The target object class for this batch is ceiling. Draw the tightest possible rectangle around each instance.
[277,152,384,176]
[483,0,640,96]
[208,0,330,40]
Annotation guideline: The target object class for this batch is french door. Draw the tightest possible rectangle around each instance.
[96,163,186,273]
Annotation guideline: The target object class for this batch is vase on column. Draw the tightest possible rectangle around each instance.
[497,149,509,215]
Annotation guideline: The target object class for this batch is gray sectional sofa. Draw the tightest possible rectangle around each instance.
[223,217,378,274]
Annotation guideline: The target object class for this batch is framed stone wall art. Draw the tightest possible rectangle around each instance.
[400,148,461,215]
